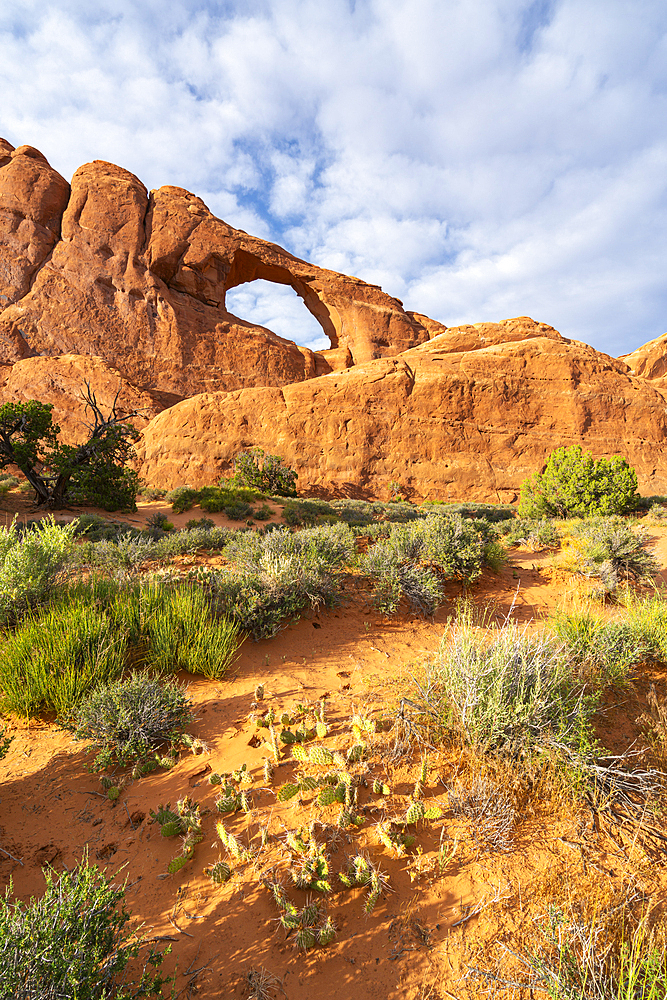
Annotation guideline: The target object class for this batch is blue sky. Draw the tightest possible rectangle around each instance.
[2,0,666,356]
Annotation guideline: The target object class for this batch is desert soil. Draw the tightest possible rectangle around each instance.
[1,494,666,1000]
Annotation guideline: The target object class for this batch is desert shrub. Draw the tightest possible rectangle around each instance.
[428,619,591,756]
[549,610,651,686]
[0,580,241,718]
[483,539,507,572]
[519,446,640,518]
[165,485,200,513]
[360,514,484,616]
[232,447,297,496]
[0,599,127,717]
[71,513,139,542]
[329,500,383,526]
[204,523,354,639]
[0,517,77,625]
[63,673,193,768]
[569,517,658,591]
[226,521,354,574]
[210,571,307,640]
[616,590,667,661]
[282,499,337,527]
[361,543,443,616]
[224,501,255,520]
[447,775,515,852]
[422,501,515,523]
[0,856,171,999]
[507,906,667,1000]
[140,486,167,500]
[635,493,667,511]
[79,533,161,573]
[198,485,260,513]
[253,503,274,521]
[155,525,230,557]
[145,511,172,532]
[0,474,18,497]
[139,584,240,679]
[503,517,560,550]
[379,501,424,523]
[185,517,215,530]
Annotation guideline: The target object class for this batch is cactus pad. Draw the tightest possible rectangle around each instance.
[291,744,309,763]
[309,746,334,766]
[167,855,189,875]
[319,917,336,945]
[405,800,426,824]
[209,861,231,883]
[277,782,300,803]
[295,927,316,950]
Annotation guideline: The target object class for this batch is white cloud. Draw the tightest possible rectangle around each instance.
[225,279,329,351]
[1,0,666,354]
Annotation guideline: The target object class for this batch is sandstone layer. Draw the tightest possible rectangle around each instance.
[0,354,162,445]
[0,141,430,400]
[135,318,667,501]
[2,138,667,500]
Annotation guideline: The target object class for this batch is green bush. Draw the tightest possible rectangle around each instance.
[63,673,193,769]
[0,856,171,999]
[549,610,650,686]
[0,599,127,717]
[136,584,241,679]
[282,499,337,527]
[203,523,354,639]
[0,581,242,717]
[224,501,254,520]
[231,447,297,496]
[519,446,640,518]
[165,486,200,513]
[0,475,18,497]
[0,517,77,625]
[502,517,560,550]
[359,514,484,616]
[185,517,215,530]
[422,501,515,523]
[571,517,658,591]
[428,618,592,756]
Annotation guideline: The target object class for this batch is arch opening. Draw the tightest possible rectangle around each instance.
[225,279,331,352]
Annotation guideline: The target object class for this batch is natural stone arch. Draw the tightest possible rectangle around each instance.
[223,249,339,350]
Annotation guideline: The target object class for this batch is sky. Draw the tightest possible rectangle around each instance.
[2,0,666,356]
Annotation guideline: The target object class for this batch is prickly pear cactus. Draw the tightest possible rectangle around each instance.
[317,786,338,808]
[309,746,334,766]
[405,799,426,824]
[277,782,299,803]
[319,916,336,945]
[208,861,232,883]
[167,855,189,875]
[295,927,316,950]
[160,820,184,838]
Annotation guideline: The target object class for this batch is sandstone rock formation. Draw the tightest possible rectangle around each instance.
[0,140,69,317]
[0,143,430,399]
[2,138,667,503]
[0,354,162,445]
[135,318,667,501]
[621,332,667,381]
